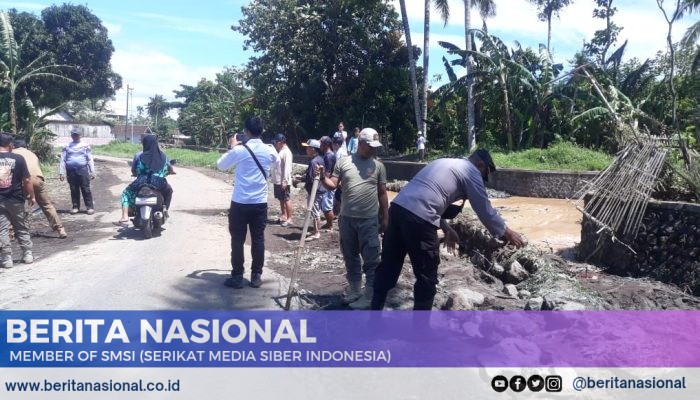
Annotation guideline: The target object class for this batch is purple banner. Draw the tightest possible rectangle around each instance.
[1,311,698,368]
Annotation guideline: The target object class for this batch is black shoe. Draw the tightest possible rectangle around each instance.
[224,276,245,289]
[250,273,263,288]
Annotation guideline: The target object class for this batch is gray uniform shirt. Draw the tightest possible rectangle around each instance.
[392,158,506,237]
[332,154,386,219]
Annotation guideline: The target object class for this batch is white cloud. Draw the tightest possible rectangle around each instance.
[134,12,243,42]
[0,1,46,11]
[393,0,695,63]
[110,45,220,116]
[103,21,122,36]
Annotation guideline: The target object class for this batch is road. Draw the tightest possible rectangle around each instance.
[0,157,289,310]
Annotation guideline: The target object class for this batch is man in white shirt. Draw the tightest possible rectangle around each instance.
[217,116,280,289]
[334,121,348,155]
[416,131,426,162]
[271,133,293,227]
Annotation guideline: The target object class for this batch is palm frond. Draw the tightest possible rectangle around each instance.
[433,0,450,27]
[681,21,700,47]
[605,40,628,67]
[0,11,18,70]
[572,106,611,124]
[438,41,466,57]
[621,58,651,92]
[476,0,496,18]
[442,56,457,82]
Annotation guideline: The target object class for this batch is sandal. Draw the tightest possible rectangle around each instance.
[112,220,130,227]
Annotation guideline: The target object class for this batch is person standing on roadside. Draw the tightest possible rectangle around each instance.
[320,128,388,309]
[0,133,35,268]
[217,116,279,289]
[12,140,67,238]
[334,121,348,155]
[271,133,293,227]
[300,139,324,241]
[347,127,360,155]
[59,126,95,215]
[318,136,336,230]
[416,131,426,162]
[372,150,528,311]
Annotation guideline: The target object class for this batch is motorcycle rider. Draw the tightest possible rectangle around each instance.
[115,135,174,224]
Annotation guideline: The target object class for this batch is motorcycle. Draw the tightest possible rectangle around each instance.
[131,160,176,239]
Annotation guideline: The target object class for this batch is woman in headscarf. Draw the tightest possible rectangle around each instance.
[116,135,174,224]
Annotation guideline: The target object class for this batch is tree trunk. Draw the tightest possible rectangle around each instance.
[667,23,678,131]
[601,0,613,65]
[465,0,476,151]
[547,13,552,54]
[422,0,430,138]
[500,73,514,150]
[9,86,17,135]
[399,0,422,132]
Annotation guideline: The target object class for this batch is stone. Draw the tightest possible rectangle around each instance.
[490,262,505,277]
[503,284,518,298]
[460,322,483,338]
[518,290,532,299]
[505,260,530,284]
[559,301,586,311]
[479,271,504,290]
[443,289,486,310]
[525,297,544,311]
[541,295,557,311]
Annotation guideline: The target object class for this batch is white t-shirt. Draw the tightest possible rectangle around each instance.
[417,136,426,150]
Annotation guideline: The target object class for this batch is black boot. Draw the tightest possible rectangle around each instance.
[370,289,388,310]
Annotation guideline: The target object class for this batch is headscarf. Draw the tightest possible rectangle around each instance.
[140,135,167,173]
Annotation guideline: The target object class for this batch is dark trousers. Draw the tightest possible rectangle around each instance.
[228,201,267,277]
[66,167,94,209]
[372,204,440,310]
[162,183,173,209]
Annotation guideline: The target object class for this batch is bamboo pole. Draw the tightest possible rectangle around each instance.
[284,174,321,311]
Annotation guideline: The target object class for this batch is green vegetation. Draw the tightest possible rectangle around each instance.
[93,142,223,169]
[491,142,613,171]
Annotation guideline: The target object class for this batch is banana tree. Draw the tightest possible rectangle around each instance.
[0,11,75,134]
[441,30,527,150]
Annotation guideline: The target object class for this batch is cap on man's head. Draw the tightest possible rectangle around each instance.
[301,139,321,149]
[332,132,344,144]
[358,128,382,147]
[319,136,333,147]
[272,133,286,143]
[70,126,82,135]
[472,149,496,173]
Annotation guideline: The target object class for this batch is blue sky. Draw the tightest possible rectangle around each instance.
[1,0,696,116]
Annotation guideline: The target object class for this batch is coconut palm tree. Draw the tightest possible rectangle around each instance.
[146,94,172,131]
[528,0,573,54]
[679,0,699,71]
[398,0,421,132]
[0,11,74,134]
[464,0,496,150]
[420,0,450,139]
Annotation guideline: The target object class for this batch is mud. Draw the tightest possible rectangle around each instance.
[263,187,699,311]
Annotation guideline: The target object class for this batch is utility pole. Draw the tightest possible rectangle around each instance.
[126,86,134,144]
[124,84,130,143]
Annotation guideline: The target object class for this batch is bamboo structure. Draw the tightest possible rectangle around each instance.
[575,141,667,252]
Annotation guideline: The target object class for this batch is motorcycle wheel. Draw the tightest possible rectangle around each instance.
[143,218,153,239]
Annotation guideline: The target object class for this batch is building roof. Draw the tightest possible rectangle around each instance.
[112,125,153,135]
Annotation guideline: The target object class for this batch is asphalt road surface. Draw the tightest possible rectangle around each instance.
[0,156,288,310]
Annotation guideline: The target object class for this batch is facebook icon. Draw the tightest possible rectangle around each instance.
[509,375,526,392]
